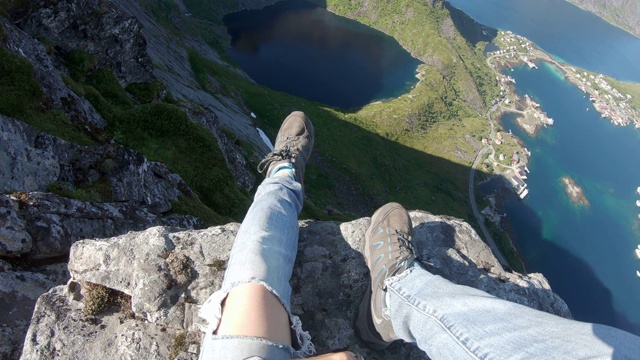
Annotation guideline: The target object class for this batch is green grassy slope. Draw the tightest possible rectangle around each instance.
[186,49,479,221]
[608,78,640,111]
[1,0,502,232]
[149,0,500,223]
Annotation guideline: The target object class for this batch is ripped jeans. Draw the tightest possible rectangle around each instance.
[198,176,312,359]
[198,176,640,359]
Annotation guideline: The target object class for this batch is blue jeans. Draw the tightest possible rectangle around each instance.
[387,266,640,359]
[199,176,312,359]
[199,177,640,359]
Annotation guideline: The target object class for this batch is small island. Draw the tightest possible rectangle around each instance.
[561,176,590,207]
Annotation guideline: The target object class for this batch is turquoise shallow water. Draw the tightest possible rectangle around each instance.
[447,0,640,335]
[499,64,640,333]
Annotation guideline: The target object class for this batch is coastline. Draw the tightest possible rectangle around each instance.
[470,30,632,272]
[473,27,640,274]
[489,31,640,128]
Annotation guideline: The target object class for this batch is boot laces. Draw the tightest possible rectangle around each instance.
[395,230,414,257]
[257,144,299,174]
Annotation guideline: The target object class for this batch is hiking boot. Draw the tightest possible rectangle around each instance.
[356,202,416,349]
[257,111,314,192]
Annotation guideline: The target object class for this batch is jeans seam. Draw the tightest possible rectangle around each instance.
[389,285,483,360]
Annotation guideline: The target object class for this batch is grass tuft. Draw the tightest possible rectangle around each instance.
[0,47,96,145]
[82,282,133,318]
[60,52,249,222]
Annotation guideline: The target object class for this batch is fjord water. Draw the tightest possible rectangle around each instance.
[223,0,421,109]
[500,63,640,334]
[446,1,640,333]
[447,0,640,82]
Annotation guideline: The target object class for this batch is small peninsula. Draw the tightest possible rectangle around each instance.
[488,31,640,130]
[561,176,590,207]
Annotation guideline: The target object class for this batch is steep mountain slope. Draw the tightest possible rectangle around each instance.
[566,0,640,37]
[167,0,499,220]
[20,212,570,360]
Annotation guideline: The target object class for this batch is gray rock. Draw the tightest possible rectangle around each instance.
[0,115,61,193]
[0,114,193,212]
[0,114,204,258]
[13,192,202,259]
[21,212,570,359]
[20,285,188,360]
[18,0,155,86]
[0,195,32,256]
[0,17,105,129]
[0,263,69,360]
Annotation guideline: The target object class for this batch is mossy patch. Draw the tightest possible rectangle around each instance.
[168,332,187,360]
[82,281,133,318]
[61,52,249,222]
[125,80,165,103]
[0,47,96,145]
[165,251,194,287]
[10,191,29,204]
[167,331,200,360]
[170,195,227,227]
[206,259,227,272]
[64,49,98,82]
[46,178,113,203]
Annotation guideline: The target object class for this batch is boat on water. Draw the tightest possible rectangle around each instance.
[636,246,640,259]
[636,200,640,207]
[637,270,640,278]
[637,186,640,195]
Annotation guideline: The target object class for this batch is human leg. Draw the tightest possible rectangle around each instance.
[216,283,292,345]
[198,112,315,359]
[357,202,640,359]
[387,265,640,359]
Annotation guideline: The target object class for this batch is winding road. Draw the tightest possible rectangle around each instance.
[468,104,509,268]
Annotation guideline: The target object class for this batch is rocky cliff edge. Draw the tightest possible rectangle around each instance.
[18,211,570,360]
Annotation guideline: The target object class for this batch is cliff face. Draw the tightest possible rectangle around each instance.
[0,2,209,357]
[19,211,570,360]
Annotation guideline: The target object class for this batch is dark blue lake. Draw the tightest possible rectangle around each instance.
[223,0,422,109]
[448,0,640,335]
[447,0,640,82]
